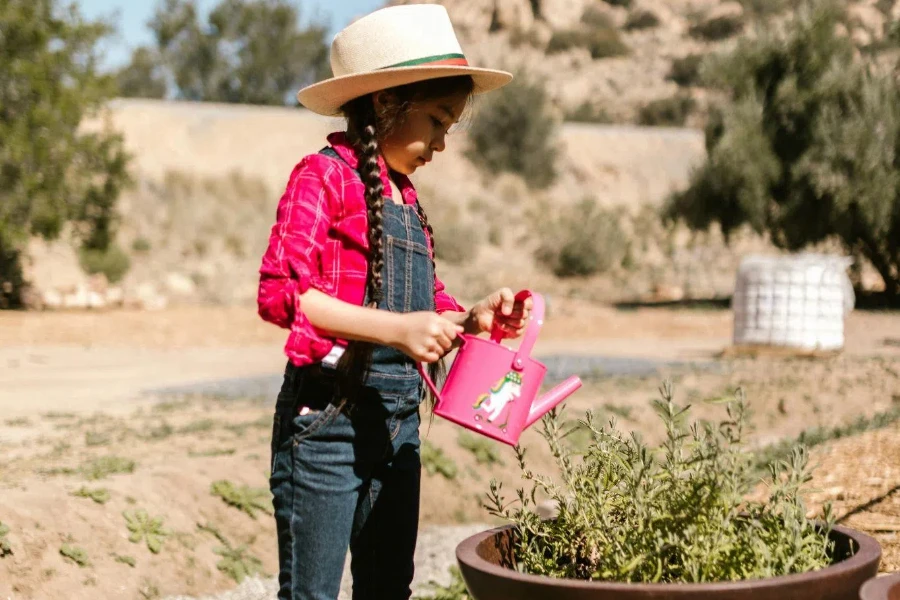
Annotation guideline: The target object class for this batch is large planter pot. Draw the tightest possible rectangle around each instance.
[456,524,881,600]
[860,573,900,600]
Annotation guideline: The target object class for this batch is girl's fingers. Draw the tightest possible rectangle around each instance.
[498,287,514,315]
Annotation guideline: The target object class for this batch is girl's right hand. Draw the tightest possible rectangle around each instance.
[391,312,463,363]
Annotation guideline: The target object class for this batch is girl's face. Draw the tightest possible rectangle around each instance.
[374,91,469,175]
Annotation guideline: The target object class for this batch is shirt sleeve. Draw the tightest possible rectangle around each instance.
[434,269,465,314]
[257,154,340,361]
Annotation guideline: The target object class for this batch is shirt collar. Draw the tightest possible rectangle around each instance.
[327,131,418,206]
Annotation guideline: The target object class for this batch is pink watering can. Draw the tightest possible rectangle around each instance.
[419,290,582,446]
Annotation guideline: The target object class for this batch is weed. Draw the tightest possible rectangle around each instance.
[458,432,504,466]
[4,417,30,427]
[84,431,111,447]
[114,553,136,567]
[0,521,12,557]
[198,522,263,583]
[71,486,111,504]
[189,447,236,457]
[60,544,90,567]
[124,509,169,554]
[81,456,136,480]
[210,480,272,519]
[421,440,458,480]
[413,566,471,599]
[179,419,218,434]
[138,579,161,600]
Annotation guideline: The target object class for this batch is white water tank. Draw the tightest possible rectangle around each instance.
[732,254,855,351]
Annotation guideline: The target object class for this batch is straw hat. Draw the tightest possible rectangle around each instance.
[297,4,513,116]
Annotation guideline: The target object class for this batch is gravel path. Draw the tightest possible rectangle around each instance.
[163,524,490,600]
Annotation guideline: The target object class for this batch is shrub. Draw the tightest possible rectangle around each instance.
[689,14,745,41]
[581,5,615,28]
[638,94,695,126]
[739,0,790,17]
[624,9,660,31]
[421,440,457,480]
[535,199,628,278]
[78,244,131,283]
[0,521,11,557]
[485,384,835,582]
[466,73,559,189]
[548,23,628,60]
[667,54,705,87]
[565,101,613,123]
[433,221,481,265]
[601,0,631,7]
[131,237,152,253]
[667,1,900,297]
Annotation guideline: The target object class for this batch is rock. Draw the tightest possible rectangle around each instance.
[41,289,63,310]
[134,282,169,311]
[105,286,125,307]
[651,283,685,302]
[166,272,196,296]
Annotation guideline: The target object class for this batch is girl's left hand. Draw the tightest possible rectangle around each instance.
[466,288,533,339]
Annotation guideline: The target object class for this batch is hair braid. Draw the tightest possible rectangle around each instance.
[413,201,438,297]
[357,121,386,308]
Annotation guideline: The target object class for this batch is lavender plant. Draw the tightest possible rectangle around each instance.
[486,382,835,583]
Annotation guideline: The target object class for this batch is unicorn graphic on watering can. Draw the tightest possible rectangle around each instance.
[472,371,522,428]
[419,290,582,446]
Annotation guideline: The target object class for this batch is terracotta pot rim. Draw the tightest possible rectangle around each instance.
[456,523,882,591]
[860,573,900,599]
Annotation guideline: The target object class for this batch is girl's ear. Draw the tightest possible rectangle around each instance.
[372,90,398,116]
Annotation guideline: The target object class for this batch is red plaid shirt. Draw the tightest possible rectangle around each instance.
[257,132,465,366]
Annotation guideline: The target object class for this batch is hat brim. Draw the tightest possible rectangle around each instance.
[297,66,513,116]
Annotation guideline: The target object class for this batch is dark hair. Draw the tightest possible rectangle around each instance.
[335,75,476,408]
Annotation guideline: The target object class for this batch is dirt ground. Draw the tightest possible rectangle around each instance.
[1,302,899,599]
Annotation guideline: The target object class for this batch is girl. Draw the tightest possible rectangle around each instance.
[258,5,528,600]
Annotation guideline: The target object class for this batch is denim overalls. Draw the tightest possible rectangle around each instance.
[269,148,435,600]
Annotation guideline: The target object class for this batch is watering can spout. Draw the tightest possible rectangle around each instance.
[525,375,583,429]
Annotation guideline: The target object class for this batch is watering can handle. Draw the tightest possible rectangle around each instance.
[489,290,545,371]
[418,362,441,403]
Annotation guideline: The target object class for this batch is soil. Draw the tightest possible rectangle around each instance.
[1,302,899,599]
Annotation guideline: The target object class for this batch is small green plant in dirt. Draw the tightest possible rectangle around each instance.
[198,523,263,584]
[486,383,834,582]
[189,447,236,457]
[114,553,136,567]
[458,432,504,466]
[413,565,470,599]
[421,440,458,480]
[71,486,111,504]
[179,419,218,434]
[211,480,272,519]
[4,417,30,427]
[84,430,111,447]
[60,544,90,567]
[0,521,12,557]
[124,509,169,554]
[81,456,136,480]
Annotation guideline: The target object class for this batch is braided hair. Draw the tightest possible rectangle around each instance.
[336,75,475,407]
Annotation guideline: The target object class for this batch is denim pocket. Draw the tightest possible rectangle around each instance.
[385,235,433,313]
[291,403,339,445]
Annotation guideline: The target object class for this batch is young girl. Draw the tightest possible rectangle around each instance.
[258,5,528,600]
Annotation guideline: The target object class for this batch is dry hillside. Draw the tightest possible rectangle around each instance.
[390,0,900,123]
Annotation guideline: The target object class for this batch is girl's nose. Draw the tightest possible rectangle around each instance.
[431,131,447,153]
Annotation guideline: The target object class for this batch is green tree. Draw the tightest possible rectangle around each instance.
[118,0,329,105]
[0,0,130,308]
[666,1,900,296]
[466,72,559,189]
[116,47,167,99]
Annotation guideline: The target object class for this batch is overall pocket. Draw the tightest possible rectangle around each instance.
[385,235,433,313]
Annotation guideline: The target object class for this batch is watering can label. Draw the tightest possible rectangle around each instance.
[419,290,583,446]
[472,371,523,431]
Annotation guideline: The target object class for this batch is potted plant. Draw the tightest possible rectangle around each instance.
[457,383,881,600]
[860,573,900,600]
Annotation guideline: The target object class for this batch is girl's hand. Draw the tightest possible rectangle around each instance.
[465,288,532,339]
[392,311,464,363]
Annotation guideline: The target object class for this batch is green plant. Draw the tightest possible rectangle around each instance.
[433,221,482,265]
[625,9,660,30]
[131,236,152,253]
[80,456,136,480]
[71,486,111,504]
[638,94,696,126]
[602,0,632,7]
[466,72,559,189]
[0,521,12,557]
[413,565,471,599]
[565,101,613,123]
[179,419,218,433]
[198,523,263,583]
[421,440,458,480]
[5,417,30,426]
[114,553,136,567]
[667,1,900,297]
[668,54,705,87]
[458,432,505,466]
[581,4,614,28]
[0,0,131,309]
[210,480,273,519]
[739,0,790,17]
[78,244,131,283]
[60,544,90,567]
[486,383,834,582]
[84,431,111,447]
[689,13,745,41]
[124,509,169,554]
[189,447,236,457]
[534,198,628,277]
[549,25,628,59]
